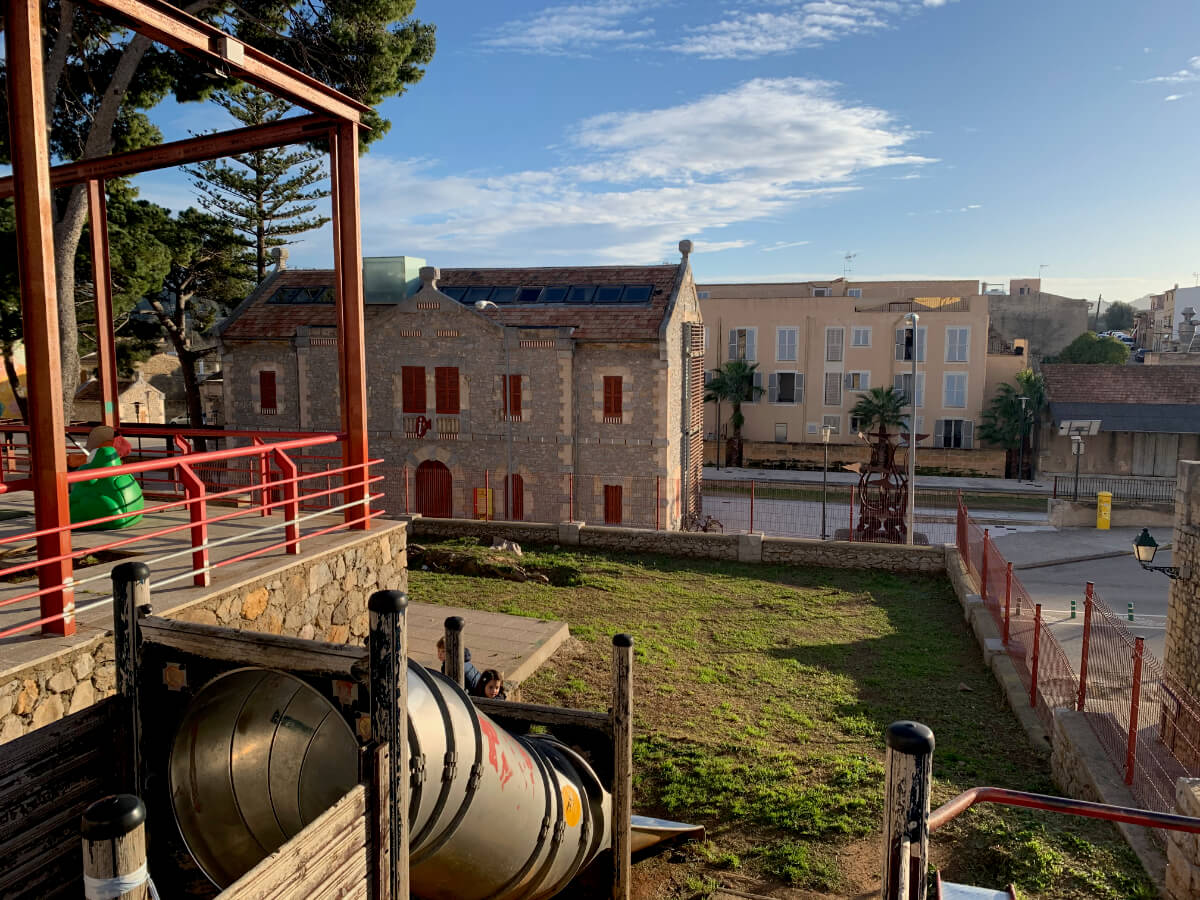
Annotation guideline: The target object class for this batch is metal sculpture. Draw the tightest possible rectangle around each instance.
[852,425,917,544]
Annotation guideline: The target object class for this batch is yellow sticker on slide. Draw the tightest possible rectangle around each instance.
[561,784,582,828]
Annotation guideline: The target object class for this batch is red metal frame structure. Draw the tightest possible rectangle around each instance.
[3,0,375,635]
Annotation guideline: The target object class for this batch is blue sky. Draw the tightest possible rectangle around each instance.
[132,0,1200,302]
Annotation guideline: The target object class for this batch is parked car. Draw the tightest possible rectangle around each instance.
[1134,348,1147,363]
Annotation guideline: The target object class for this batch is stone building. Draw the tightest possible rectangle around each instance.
[985,278,1090,360]
[216,242,704,528]
[73,371,165,424]
[1038,365,1200,477]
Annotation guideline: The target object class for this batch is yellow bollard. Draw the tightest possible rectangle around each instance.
[1097,491,1112,530]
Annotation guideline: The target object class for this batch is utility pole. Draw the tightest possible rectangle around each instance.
[1094,294,1103,331]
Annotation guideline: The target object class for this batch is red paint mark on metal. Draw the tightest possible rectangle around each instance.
[499,752,514,788]
[479,718,501,773]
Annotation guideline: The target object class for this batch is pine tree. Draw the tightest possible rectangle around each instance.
[185,86,331,283]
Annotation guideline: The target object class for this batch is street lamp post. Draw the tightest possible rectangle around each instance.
[1016,395,1030,482]
[1071,435,1084,501]
[820,424,833,539]
[901,311,920,545]
[1132,528,1189,579]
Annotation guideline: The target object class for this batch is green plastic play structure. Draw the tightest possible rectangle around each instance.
[69,446,144,530]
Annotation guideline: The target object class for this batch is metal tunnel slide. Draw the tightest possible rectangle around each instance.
[169,663,701,898]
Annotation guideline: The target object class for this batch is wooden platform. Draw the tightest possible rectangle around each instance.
[0,496,567,687]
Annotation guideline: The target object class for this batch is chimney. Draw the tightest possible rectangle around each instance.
[269,247,288,271]
[679,239,693,263]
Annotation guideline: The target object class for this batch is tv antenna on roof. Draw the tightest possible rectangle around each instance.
[1192,272,1198,286]
[843,252,857,278]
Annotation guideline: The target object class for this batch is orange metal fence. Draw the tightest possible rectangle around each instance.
[955,495,1200,839]
[0,429,381,641]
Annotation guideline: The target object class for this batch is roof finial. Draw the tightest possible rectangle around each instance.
[419,266,440,291]
[679,239,693,262]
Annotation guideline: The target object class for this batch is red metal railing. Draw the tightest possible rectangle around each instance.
[955,494,1200,841]
[0,431,382,641]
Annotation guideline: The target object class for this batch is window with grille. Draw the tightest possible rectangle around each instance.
[847,288,862,298]
[435,367,460,414]
[893,373,925,407]
[603,376,623,422]
[258,370,277,415]
[604,484,623,524]
[944,373,967,408]
[768,372,802,404]
[946,327,970,362]
[824,371,842,406]
[777,327,797,361]
[825,327,844,362]
[502,374,523,421]
[813,287,831,297]
[851,326,871,347]
[401,366,426,414]
[894,326,927,361]
[934,419,974,448]
[728,327,756,361]
[822,415,841,434]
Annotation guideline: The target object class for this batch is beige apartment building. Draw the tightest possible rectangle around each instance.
[699,279,1026,454]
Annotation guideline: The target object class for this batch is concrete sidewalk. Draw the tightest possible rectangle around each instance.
[990,525,1172,569]
[704,465,1052,494]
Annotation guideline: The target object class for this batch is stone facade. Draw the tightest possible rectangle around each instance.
[1165,460,1200,698]
[219,248,704,530]
[0,525,405,745]
[1166,778,1200,900]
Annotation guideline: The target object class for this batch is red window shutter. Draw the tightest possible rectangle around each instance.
[603,376,622,419]
[508,375,522,419]
[604,484,622,524]
[259,370,277,413]
[402,366,425,414]
[435,367,459,414]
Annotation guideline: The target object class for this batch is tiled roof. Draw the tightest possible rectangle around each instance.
[219,265,681,343]
[219,270,340,340]
[75,378,146,401]
[1041,364,1200,405]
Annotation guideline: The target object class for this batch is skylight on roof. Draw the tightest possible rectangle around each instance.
[491,287,518,304]
[541,286,568,303]
[595,285,623,303]
[267,286,335,304]
[440,286,467,301]
[516,287,543,303]
[465,286,494,304]
[567,285,596,304]
[622,285,653,302]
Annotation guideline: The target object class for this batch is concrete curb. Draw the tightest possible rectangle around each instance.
[1012,542,1172,571]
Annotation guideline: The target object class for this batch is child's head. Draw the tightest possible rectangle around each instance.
[436,637,445,662]
[479,669,504,698]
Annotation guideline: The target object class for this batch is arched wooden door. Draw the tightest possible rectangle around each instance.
[415,460,452,518]
[510,474,524,521]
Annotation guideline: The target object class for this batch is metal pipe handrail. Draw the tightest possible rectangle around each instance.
[928,786,1200,835]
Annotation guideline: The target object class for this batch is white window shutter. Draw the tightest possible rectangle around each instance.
[728,330,738,361]
[894,373,904,393]
[933,419,945,448]
[747,330,756,361]
[768,373,778,403]
[895,329,905,360]
[917,328,927,362]
[963,420,974,449]
[844,373,853,389]
[795,374,804,403]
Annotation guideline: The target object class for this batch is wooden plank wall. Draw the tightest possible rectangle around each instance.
[218,785,371,900]
[0,696,124,899]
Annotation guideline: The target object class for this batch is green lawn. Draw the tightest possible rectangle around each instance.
[408,539,1152,899]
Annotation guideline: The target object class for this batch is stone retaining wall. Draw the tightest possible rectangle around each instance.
[761,536,946,573]
[1047,498,1175,528]
[1166,778,1200,900]
[578,526,740,559]
[0,524,406,745]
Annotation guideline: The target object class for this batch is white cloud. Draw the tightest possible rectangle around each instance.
[487,0,959,59]
[481,0,656,55]
[1141,55,1200,84]
[1164,93,1188,102]
[342,79,932,265]
[762,240,811,252]
[671,0,956,60]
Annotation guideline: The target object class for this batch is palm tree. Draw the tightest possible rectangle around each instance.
[980,369,1047,477]
[704,359,763,467]
[851,386,908,436]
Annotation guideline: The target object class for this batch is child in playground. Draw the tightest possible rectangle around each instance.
[474,669,507,700]
[436,636,482,693]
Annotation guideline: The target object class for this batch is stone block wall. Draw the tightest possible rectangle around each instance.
[578,526,740,560]
[1166,778,1200,900]
[1165,460,1200,698]
[761,536,947,573]
[0,523,406,745]
[171,524,407,645]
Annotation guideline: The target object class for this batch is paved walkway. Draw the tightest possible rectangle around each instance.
[990,526,1173,665]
